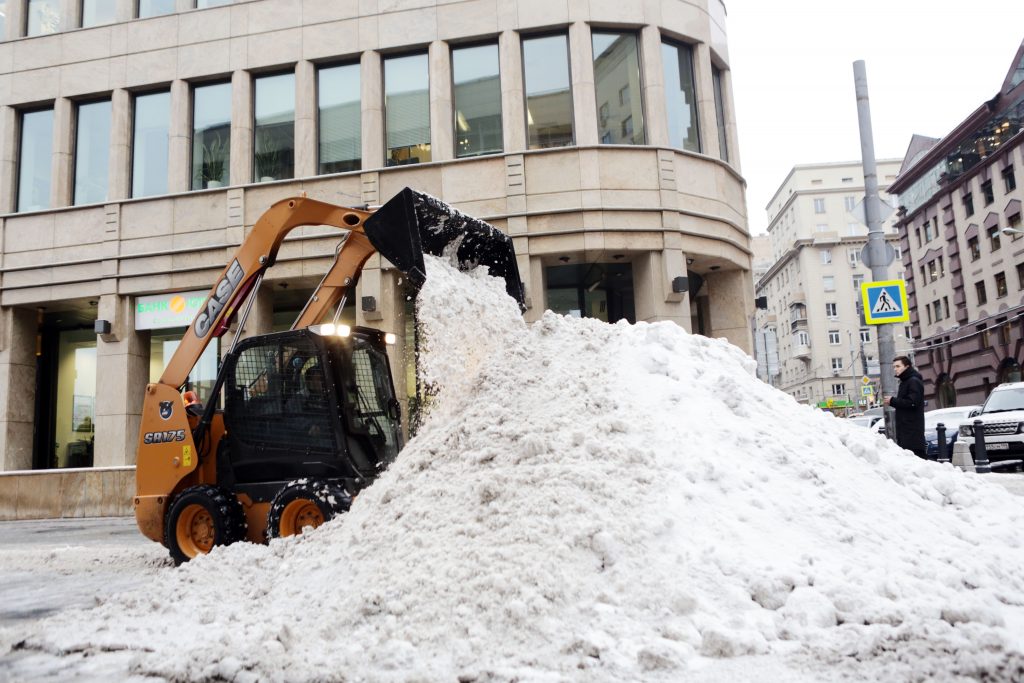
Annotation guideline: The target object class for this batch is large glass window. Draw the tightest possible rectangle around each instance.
[544,263,635,323]
[132,91,170,197]
[384,53,431,166]
[318,63,361,174]
[191,82,231,190]
[523,34,573,149]
[254,72,295,182]
[27,0,60,36]
[453,43,502,158]
[662,39,701,152]
[55,330,96,469]
[18,108,54,212]
[712,67,728,161]
[0,1,7,38]
[81,0,116,27]
[593,31,644,145]
[138,0,175,18]
[74,99,112,205]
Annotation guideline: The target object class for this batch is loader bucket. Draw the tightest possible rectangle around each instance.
[363,187,526,308]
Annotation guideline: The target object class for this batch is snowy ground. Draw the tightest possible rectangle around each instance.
[3,258,1024,682]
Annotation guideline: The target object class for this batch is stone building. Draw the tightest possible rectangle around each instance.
[887,40,1024,407]
[0,0,751,498]
[755,160,905,413]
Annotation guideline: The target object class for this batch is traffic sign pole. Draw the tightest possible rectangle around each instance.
[854,60,897,436]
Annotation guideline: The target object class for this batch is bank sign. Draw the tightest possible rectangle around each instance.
[135,291,209,330]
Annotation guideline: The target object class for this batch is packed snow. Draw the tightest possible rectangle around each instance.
[4,255,1024,682]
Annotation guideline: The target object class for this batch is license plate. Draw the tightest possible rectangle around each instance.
[986,442,1010,450]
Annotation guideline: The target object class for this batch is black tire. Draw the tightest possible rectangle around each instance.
[266,479,351,540]
[165,485,247,565]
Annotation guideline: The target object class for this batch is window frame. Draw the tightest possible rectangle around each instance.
[16,105,56,213]
[450,41,503,159]
[521,31,575,151]
[315,60,362,175]
[130,88,172,198]
[72,96,113,206]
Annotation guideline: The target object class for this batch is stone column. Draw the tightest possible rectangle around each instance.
[693,42,720,161]
[60,0,80,30]
[5,0,25,39]
[718,67,740,172]
[361,51,383,170]
[499,30,525,154]
[568,22,598,147]
[108,89,132,200]
[640,25,668,147]
[95,295,149,467]
[51,97,74,208]
[294,60,317,179]
[428,40,452,162]
[0,307,39,471]
[632,250,690,329]
[167,79,191,193]
[706,268,754,354]
[230,70,253,185]
[115,0,134,22]
[0,107,17,213]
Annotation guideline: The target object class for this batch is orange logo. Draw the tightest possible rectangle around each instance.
[169,296,186,314]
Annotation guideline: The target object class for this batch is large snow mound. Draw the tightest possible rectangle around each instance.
[8,256,1024,681]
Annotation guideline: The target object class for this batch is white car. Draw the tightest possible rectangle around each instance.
[958,383,1024,464]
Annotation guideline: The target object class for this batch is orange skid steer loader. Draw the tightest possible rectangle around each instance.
[135,188,524,564]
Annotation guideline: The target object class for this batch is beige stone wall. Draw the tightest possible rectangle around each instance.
[0,467,135,520]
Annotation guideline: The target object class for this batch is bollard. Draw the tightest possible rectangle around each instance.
[936,423,949,463]
[973,419,991,474]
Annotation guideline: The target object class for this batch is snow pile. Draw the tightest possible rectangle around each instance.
[9,256,1024,681]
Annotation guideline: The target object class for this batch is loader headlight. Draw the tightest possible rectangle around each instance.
[311,323,351,337]
[384,332,397,345]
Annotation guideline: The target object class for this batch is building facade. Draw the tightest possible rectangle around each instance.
[888,41,1024,408]
[0,0,752,475]
[755,160,906,413]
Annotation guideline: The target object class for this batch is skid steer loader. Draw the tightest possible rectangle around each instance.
[134,188,524,564]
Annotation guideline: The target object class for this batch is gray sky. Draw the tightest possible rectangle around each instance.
[727,1,1024,235]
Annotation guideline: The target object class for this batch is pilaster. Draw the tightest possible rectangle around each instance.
[95,295,149,467]
[499,30,525,154]
[0,307,39,471]
[361,50,383,170]
[569,21,598,147]
[167,79,190,194]
[693,42,719,160]
[294,60,317,178]
[428,41,452,162]
[230,70,253,185]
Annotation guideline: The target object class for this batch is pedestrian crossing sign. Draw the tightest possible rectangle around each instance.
[861,280,909,325]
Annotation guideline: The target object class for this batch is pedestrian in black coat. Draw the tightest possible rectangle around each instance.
[885,356,926,457]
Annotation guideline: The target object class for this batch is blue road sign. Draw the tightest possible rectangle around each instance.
[860,280,909,324]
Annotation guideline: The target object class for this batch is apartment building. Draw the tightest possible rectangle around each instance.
[755,160,905,412]
[888,40,1024,407]
[0,0,752,484]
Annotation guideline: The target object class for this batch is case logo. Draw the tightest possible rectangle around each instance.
[195,259,245,338]
[159,401,174,420]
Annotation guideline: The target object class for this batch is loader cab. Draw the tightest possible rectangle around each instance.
[218,326,401,494]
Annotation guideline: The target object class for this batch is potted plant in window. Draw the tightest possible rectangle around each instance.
[255,132,281,183]
[201,134,227,189]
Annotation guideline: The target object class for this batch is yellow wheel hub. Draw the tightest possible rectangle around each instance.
[176,504,215,558]
[279,500,324,537]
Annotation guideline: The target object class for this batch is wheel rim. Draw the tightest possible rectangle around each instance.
[176,503,215,558]
[279,500,325,537]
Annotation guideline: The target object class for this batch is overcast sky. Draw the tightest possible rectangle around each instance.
[727,2,1024,235]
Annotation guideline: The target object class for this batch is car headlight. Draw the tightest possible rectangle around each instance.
[960,424,973,437]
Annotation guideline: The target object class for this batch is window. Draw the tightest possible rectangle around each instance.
[0,1,5,38]
[847,223,860,236]
[860,329,871,343]
[894,246,902,259]
[823,276,835,291]
[828,330,841,344]
[914,227,921,248]
[523,34,573,149]
[797,331,809,346]
[196,0,231,7]
[943,296,950,319]
[852,274,864,289]
[923,220,933,242]
[963,191,975,216]
[712,66,728,162]
[318,63,361,173]
[132,91,170,197]
[1004,165,1017,193]
[383,54,430,166]
[1018,262,1024,289]
[820,249,832,265]
[848,249,860,267]
[968,235,980,260]
[996,271,1008,298]
[661,39,700,152]
[814,198,826,213]
[190,82,231,190]
[593,31,644,145]
[138,0,175,17]
[832,383,846,396]
[254,72,295,180]
[927,258,941,283]
[825,302,837,318]
[989,226,1002,252]
[17,108,54,212]
[976,281,988,305]
[816,223,829,232]
[453,44,502,158]
[73,99,111,205]
[81,0,116,27]
[27,0,60,36]
[925,304,932,325]
[844,196,856,212]
[981,179,994,205]
[933,300,943,321]
[831,358,843,371]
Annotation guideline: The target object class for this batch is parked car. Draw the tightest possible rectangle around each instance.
[921,406,981,459]
[958,382,1024,466]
